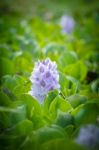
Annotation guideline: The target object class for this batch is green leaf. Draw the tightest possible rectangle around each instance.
[45,43,65,60]
[0,91,11,106]
[91,79,99,93]
[0,44,11,58]
[18,94,45,129]
[2,75,25,92]
[59,72,69,92]
[34,125,66,144]
[40,139,85,150]
[71,103,99,125]
[9,102,27,126]
[18,94,42,118]
[10,119,33,136]
[54,111,73,128]
[59,51,78,67]
[49,95,72,119]
[65,61,88,81]
[43,90,58,113]
[0,107,18,113]
[67,94,87,108]
[13,56,32,75]
[0,111,12,128]
[64,125,74,137]
[0,57,14,77]
[0,101,26,128]
[0,134,26,150]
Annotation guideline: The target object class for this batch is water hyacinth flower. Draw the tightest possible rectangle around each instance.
[60,15,75,34]
[30,58,60,103]
[75,124,99,149]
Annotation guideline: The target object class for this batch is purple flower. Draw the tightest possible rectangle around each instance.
[75,124,99,149]
[60,15,75,34]
[29,58,60,103]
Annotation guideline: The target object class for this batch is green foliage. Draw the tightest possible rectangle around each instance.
[9,119,33,136]
[0,57,15,78]
[54,111,74,128]
[65,61,88,81]
[0,0,99,150]
[71,103,99,125]
[49,95,72,119]
[67,94,87,108]
[40,139,85,150]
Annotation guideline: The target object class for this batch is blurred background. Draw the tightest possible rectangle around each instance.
[0,1,99,150]
[0,0,99,18]
[0,0,99,77]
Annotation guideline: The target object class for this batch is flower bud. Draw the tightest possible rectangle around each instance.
[60,15,75,34]
[29,58,60,103]
[75,124,99,149]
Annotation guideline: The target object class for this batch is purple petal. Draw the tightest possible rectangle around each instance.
[40,80,46,87]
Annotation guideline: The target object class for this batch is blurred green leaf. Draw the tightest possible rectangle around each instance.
[54,111,73,128]
[67,94,87,108]
[91,79,99,93]
[65,61,88,81]
[0,91,11,106]
[43,90,58,113]
[45,43,65,60]
[59,51,78,67]
[34,125,66,144]
[64,125,74,137]
[49,95,72,119]
[0,57,15,77]
[18,94,46,129]
[71,103,99,125]
[2,75,25,91]
[10,119,33,136]
[13,55,33,76]
[59,72,68,92]
[41,139,85,150]
[9,102,27,126]
[0,44,11,58]
[18,94,42,118]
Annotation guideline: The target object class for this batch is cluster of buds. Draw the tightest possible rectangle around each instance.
[60,15,75,34]
[75,124,99,149]
[30,58,60,103]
